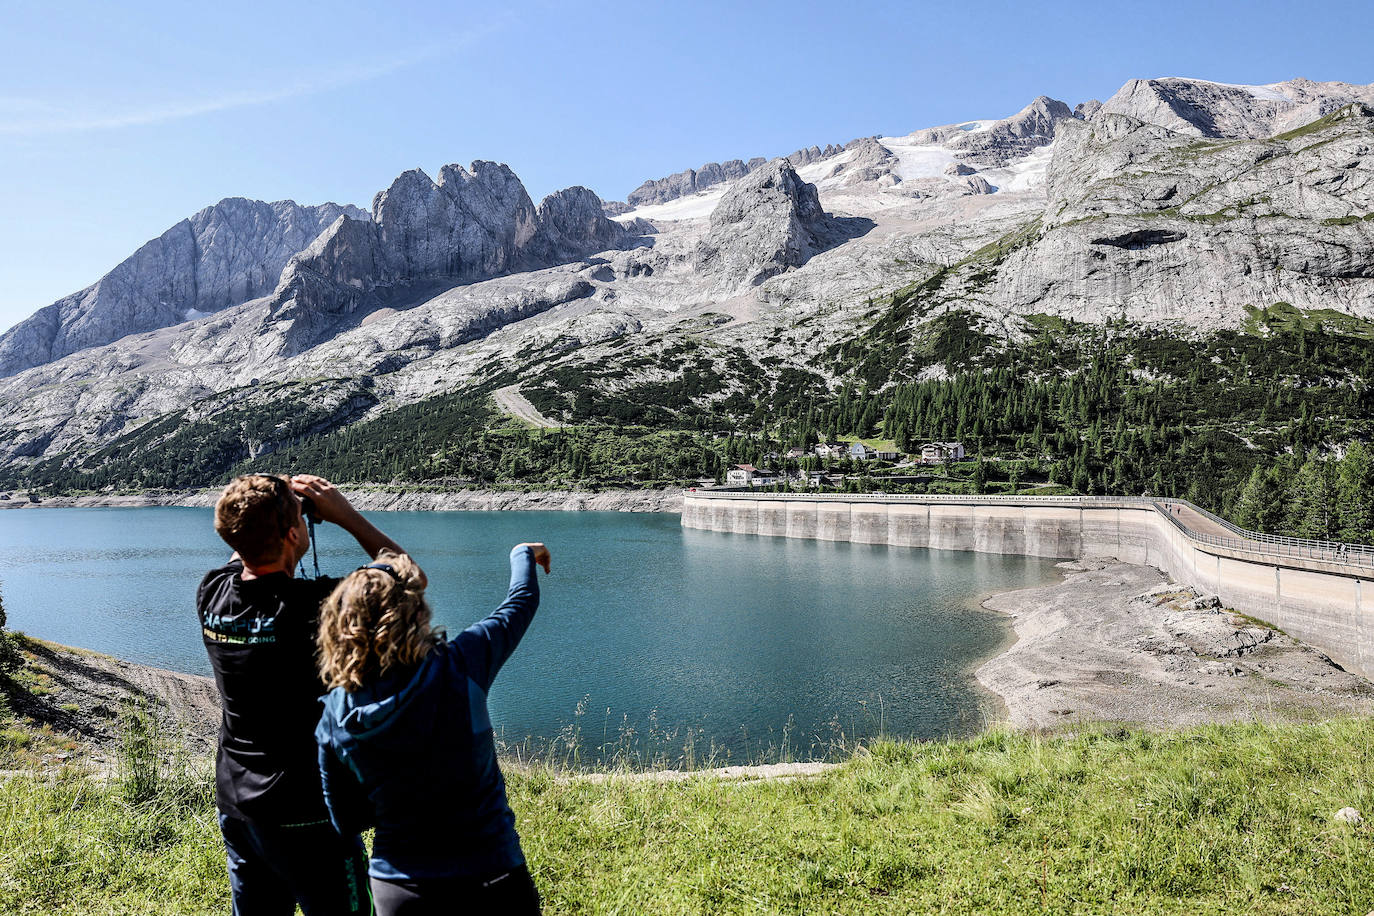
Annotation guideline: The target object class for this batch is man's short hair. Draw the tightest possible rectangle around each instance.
[214,475,301,566]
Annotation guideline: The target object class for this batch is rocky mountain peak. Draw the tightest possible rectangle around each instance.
[527,186,628,265]
[0,197,365,378]
[696,159,828,287]
[999,94,1374,326]
[1075,99,1103,120]
[260,165,635,357]
[1098,76,1374,139]
[621,144,848,212]
[947,96,1075,165]
[370,161,537,284]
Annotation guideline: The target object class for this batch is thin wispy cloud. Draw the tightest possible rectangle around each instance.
[0,22,503,135]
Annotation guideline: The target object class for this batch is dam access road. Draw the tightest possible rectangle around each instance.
[682,491,1374,684]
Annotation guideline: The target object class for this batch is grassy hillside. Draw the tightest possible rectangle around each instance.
[2,705,1372,914]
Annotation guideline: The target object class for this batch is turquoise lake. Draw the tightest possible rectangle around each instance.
[0,508,1055,762]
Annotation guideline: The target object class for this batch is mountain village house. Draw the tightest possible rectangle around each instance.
[727,464,780,486]
[849,443,876,461]
[725,464,757,486]
[920,441,966,463]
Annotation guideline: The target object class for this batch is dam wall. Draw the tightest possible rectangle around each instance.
[682,492,1374,679]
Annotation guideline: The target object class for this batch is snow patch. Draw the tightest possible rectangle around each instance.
[612,184,730,222]
[795,149,853,183]
[877,138,959,181]
[182,308,211,322]
[612,148,855,222]
[980,144,1054,193]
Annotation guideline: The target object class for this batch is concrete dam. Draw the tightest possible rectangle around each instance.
[681,491,1374,679]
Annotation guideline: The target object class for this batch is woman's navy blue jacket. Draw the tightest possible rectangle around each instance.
[315,546,538,881]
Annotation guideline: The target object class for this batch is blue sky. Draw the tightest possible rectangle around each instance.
[2,0,1371,332]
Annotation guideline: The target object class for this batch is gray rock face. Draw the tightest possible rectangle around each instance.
[958,96,1074,163]
[0,198,366,377]
[960,175,995,195]
[626,158,762,207]
[695,159,828,287]
[1075,99,1103,120]
[1098,77,1374,139]
[526,186,628,266]
[262,164,629,356]
[785,143,844,167]
[895,96,1074,171]
[625,145,848,209]
[990,103,1374,325]
[372,161,538,283]
[825,137,899,186]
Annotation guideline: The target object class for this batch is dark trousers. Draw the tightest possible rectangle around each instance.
[220,813,372,915]
[370,865,540,916]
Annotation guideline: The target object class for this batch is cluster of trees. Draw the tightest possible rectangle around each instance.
[1232,444,1374,543]
[250,393,726,489]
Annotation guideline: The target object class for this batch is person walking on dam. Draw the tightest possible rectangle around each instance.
[198,473,415,915]
[314,542,551,915]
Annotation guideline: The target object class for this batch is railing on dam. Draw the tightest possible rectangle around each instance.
[684,489,1374,572]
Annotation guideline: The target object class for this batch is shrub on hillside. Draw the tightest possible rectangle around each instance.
[0,584,20,676]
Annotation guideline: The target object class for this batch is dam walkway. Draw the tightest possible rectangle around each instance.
[685,489,1374,573]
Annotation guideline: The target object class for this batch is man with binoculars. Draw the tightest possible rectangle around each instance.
[197,473,413,915]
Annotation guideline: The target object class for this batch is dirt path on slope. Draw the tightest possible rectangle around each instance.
[5,638,219,769]
[494,385,564,428]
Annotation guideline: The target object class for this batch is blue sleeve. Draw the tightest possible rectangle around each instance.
[455,545,540,691]
[318,743,373,838]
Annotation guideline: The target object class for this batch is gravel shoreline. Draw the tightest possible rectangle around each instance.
[0,487,683,513]
[976,558,1374,730]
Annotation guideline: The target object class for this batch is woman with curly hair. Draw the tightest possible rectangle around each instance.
[314,543,551,915]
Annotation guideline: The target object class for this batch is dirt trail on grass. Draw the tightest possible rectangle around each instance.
[6,639,219,768]
[977,559,1374,730]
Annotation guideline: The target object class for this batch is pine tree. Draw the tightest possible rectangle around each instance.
[1289,454,1338,540]
[1335,442,1374,544]
[1232,466,1284,532]
[971,458,988,495]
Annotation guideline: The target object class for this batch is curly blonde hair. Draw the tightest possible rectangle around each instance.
[317,550,438,692]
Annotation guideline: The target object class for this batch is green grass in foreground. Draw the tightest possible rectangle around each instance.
[1,720,1372,914]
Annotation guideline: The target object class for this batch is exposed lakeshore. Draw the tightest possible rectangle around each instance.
[977,558,1374,731]
[0,486,683,513]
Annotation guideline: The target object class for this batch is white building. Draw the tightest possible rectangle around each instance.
[725,464,759,486]
[920,441,965,463]
[849,442,876,461]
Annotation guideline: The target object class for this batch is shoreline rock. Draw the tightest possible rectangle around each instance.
[976,558,1374,730]
[2,487,684,513]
